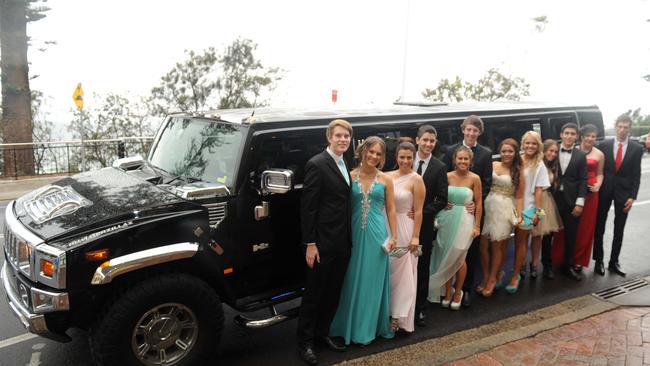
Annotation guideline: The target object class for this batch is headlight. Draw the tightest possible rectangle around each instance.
[34,244,66,289]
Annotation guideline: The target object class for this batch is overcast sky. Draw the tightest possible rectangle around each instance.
[26,0,650,133]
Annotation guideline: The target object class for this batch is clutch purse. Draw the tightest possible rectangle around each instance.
[389,247,410,258]
[520,207,537,229]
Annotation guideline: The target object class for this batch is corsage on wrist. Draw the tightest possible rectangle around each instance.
[536,208,546,219]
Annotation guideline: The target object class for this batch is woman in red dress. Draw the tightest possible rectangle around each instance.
[552,124,604,270]
[573,124,604,270]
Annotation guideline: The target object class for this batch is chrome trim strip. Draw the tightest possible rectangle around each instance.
[2,262,49,334]
[91,243,199,285]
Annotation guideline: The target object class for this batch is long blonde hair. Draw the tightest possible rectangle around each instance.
[520,131,544,170]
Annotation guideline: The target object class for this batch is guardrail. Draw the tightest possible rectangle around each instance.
[0,137,154,179]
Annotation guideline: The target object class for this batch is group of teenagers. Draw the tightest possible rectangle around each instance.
[296,114,643,365]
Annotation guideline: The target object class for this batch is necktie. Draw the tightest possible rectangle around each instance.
[615,142,623,171]
[337,159,350,185]
[416,160,425,175]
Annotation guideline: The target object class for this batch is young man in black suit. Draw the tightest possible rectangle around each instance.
[443,115,492,307]
[593,115,643,277]
[555,123,588,281]
[413,125,448,327]
[297,119,353,365]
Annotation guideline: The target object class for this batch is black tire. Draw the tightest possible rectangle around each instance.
[90,273,224,366]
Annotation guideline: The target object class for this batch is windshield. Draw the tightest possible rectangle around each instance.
[149,117,245,187]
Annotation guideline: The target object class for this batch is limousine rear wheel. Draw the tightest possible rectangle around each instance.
[90,273,224,366]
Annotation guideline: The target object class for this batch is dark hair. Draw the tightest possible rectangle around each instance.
[542,139,560,191]
[395,141,416,157]
[461,115,484,133]
[398,136,415,144]
[498,138,521,191]
[615,114,632,126]
[560,122,579,134]
[579,124,598,137]
[417,125,437,138]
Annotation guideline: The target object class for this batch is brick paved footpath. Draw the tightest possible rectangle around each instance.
[447,307,650,366]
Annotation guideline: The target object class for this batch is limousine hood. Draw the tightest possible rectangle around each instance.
[12,167,186,241]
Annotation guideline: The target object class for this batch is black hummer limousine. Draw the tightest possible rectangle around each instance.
[2,103,603,365]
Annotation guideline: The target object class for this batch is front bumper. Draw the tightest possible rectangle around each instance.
[1,261,70,341]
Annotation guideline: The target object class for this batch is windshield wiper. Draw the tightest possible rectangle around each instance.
[164,174,202,185]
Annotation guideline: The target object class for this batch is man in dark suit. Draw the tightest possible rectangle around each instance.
[297,119,353,365]
[593,115,643,277]
[442,115,492,307]
[413,125,448,327]
[555,123,588,281]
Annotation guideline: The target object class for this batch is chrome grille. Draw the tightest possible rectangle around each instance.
[4,223,19,268]
[204,202,227,227]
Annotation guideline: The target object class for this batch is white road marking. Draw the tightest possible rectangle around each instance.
[28,345,42,366]
[0,333,38,349]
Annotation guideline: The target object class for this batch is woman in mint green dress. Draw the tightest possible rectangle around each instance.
[330,136,398,345]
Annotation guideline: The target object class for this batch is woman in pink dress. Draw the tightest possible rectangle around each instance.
[387,140,425,333]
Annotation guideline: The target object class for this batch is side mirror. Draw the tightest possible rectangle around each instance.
[261,169,293,194]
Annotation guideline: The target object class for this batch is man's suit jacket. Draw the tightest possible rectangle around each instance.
[443,142,492,200]
[598,139,643,203]
[555,147,588,207]
[301,150,352,254]
[421,156,448,217]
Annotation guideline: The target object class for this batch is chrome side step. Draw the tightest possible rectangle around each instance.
[234,306,299,329]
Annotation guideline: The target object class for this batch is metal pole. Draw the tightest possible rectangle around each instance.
[66,143,71,174]
[80,139,86,172]
[13,148,17,179]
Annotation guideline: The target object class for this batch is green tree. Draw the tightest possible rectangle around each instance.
[68,93,156,168]
[422,68,530,103]
[150,38,282,115]
[1,0,49,176]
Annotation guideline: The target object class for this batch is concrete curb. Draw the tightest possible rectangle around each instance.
[337,295,618,366]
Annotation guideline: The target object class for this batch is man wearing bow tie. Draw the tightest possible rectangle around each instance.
[593,115,643,277]
[555,123,588,281]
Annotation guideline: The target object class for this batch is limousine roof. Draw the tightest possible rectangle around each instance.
[179,101,600,126]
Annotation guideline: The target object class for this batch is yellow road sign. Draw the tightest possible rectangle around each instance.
[73,83,84,110]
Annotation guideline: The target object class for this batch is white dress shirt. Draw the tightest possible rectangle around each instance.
[413,152,432,174]
[613,137,629,162]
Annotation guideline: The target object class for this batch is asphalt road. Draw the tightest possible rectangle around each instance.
[1,153,650,365]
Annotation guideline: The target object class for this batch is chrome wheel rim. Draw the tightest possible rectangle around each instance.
[131,303,198,366]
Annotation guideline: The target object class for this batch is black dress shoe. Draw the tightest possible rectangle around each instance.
[461,290,471,308]
[298,342,318,365]
[415,310,426,327]
[320,336,346,352]
[608,262,626,277]
[594,261,605,276]
[564,267,583,281]
[542,266,554,280]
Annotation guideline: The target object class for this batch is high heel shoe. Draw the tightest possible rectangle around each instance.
[530,263,538,279]
[441,288,454,308]
[450,290,463,310]
[495,270,506,290]
[481,280,497,298]
[505,274,521,294]
[519,265,527,278]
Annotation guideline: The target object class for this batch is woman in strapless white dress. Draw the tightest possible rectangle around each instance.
[479,139,524,297]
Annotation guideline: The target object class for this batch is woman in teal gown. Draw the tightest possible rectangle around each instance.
[330,136,398,345]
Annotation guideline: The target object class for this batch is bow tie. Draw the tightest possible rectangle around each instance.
[561,148,573,153]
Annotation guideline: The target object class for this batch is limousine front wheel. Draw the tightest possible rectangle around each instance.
[90,273,224,366]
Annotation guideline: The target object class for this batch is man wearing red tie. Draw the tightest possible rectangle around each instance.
[593,115,644,277]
